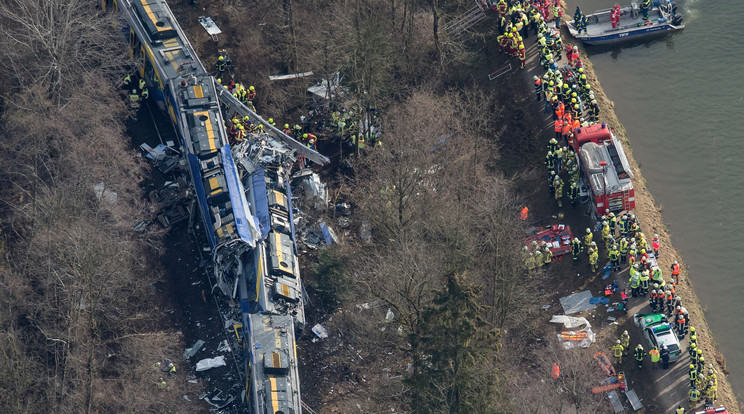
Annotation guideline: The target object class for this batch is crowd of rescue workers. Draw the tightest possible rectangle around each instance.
[119,0,718,409]
[489,0,719,410]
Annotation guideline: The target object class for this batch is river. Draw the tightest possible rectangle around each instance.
[561,0,744,401]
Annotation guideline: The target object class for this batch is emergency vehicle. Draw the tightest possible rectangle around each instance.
[571,123,635,215]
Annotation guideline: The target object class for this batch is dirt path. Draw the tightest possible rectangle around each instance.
[512,15,742,413]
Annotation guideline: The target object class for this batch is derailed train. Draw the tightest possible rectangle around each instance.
[103,0,328,412]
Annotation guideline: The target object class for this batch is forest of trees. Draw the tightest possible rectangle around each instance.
[0,0,608,412]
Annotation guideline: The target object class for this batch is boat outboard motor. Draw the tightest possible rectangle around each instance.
[672,13,683,25]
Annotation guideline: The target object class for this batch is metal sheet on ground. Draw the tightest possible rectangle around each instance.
[559,290,595,314]
[607,390,624,413]
[625,389,642,411]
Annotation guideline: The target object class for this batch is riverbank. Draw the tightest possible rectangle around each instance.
[565,30,743,412]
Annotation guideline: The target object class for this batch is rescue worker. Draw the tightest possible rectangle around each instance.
[639,269,650,296]
[235,124,245,143]
[608,212,617,236]
[216,55,226,76]
[665,290,675,316]
[571,237,582,263]
[544,151,555,177]
[689,341,697,360]
[652,234,660,257]
[533,76,543,101]
[608,244,620,271]
[619,237,629,264]
[704,380,717,404]
[649,346,660,370]
[584,227,593,247]
[660,344,670,369]
[634,344,644,368]
[554,117,563,141]
[553,175,564,207]
[601,220,611,247]
[527,251,538,271]
[629,265,640,297]
[282,123,292,135]
[518,43,526,69]
[618,214,628,238]
[157,377,167,389]
[628,242,637,267]
[612,339,624,364]
[676,406,684,414]
[553,2,561,28]
[141,87,149,100]
[691,345,700,367]
[247,85,256,101]
[640,0,651,20]
[651,267,664,287]
[620,330,630,355]
[589,248,598,272]
[689,386,700,407]
[138,78,146,91]
[568,181,579,206]
[129,89,140,109]
[543,244,553,266]
[675,306,688,336]
[671,260,681,282]
[589,99,600,122]
[689,363,698,388]
[167,360,176,375]
[697,354,705,374]
[123,73,132,89]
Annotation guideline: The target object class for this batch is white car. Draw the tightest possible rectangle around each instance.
[633,313,682,362]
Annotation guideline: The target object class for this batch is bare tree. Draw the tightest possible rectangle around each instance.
[0,0,128,104]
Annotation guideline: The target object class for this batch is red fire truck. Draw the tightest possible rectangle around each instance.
[571,123,635,215]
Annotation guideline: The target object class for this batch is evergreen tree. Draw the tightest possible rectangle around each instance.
[406,273,502,413]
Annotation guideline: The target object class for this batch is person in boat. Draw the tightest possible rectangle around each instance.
[574,6,583,23]
[640,0,651,20]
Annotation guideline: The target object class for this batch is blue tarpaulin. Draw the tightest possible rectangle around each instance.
[221,145,257,247]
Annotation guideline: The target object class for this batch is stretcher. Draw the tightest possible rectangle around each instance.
[525,224,573,257]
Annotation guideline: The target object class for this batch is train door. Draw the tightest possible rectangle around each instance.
[128,29,146,76]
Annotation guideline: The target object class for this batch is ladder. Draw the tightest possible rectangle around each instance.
[444,1,488,36]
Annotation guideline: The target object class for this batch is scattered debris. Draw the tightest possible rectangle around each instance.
[217,340,231,353]
[311,324,329,339]
[195,356,226,372]
[559,290,595,314]
[200,390,235,409]
[291,170,328,210]
[307,72,344,101]
[385,308,395,323]
[269,71,314,81]
[359,221,371,244]
[93,183,118,205]
[184,339,205,359]
[198,16,221,41]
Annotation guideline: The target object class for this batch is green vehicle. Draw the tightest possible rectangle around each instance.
[633,313,682,362]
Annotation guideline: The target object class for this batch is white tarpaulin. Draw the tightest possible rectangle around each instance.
[550,315,596,349]
[195,356,226,372]
[549,315,592,330]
